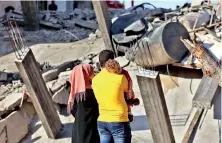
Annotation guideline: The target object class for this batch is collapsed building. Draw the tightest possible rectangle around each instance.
[0,0,221,143]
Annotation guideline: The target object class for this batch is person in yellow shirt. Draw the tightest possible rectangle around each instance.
[92,50,132,143]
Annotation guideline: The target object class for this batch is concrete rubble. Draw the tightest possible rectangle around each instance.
[0,48,100,142]
[0,1,221,143]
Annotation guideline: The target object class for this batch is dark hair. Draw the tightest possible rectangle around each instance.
[99,50,114,67]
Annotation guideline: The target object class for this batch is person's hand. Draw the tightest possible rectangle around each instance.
[67,102,73,115]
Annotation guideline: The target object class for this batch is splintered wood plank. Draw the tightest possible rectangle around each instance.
[15,50,61,139]
[136,71,175,143]
[193,75,219,109]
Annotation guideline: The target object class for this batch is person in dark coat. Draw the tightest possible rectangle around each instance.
[48,0,58,11]
[67,64,99,143]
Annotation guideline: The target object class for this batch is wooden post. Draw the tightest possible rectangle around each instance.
[92,1,115,53]
[15,50,61,139]
[21,1,39,31]
[136,70,175,143]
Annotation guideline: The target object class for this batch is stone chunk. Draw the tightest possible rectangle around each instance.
[0,119,6,143]
[2,93,23,110]
[95,29,102,38]
[6,111,28,143]
[74,19,98,30]
[52,86,69,105]
[42,69,58,82]
[88,33,97,43]
[19,102,36,125]
[0,72,7,81]
[51,78,67,94]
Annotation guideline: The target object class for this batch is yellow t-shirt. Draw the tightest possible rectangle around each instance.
[92,68,129,122]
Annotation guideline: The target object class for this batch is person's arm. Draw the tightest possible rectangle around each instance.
[121,69,135,99]
[121,75,128,93]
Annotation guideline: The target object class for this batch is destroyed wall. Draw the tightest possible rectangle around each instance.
[0,1,22,17]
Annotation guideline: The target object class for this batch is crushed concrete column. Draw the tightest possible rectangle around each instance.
[20,1,39,31]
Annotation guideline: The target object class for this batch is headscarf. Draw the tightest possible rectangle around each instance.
[68,64,94,103]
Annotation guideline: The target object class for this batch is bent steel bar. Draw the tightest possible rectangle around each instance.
[4,20,30,60]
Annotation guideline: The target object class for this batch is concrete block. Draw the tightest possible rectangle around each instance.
[52,86,69,105]
[51,78,67,94]
[0,119,6,143]
[42,69,58,82]
[73,8,83,15]
[6,111,28,143]
[3,93,23,110]
[58,70,72,79]
[95,29,102,38]
[74,19,98,30]
[19,102,36,125]
[0,72,7,81]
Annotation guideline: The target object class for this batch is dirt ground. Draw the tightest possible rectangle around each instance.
[0,38,221,143]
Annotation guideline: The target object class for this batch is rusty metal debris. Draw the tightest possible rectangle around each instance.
[180,35,222,87]
[4,20,29,60]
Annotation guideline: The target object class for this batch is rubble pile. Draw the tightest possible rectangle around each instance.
[110,2,221,68]
[0,51,99,142]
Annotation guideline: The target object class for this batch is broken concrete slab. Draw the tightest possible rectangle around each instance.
[40,20,62,30]
[19,102,36,125]
[74,19,98,30]
[73,8,83,15]
[52,86,69,105]
[42,69,58,82]
[51,78,67,94]
[49,17,58,24]
[95,29,102,38]
[6,111,28,143]
[56,61,76,74]
[0,72,7,81]
[0,119,6,143]
[3,93,23,110]
[58,70,72,79]
[46,80,57,91]
[88,33,97,43]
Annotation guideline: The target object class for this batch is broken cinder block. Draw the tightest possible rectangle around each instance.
[52,86,69,105]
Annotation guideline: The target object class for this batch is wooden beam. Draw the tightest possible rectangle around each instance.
[92,1,115,53]
[15,50,61,139]
[20,1,39,31]
[136,70,175,143]
[193,75,219,109]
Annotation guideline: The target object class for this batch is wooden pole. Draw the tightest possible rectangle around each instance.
[92,1,115,54]
[136,70,175,143]
[15,50,61,139]
[20,1,39,31]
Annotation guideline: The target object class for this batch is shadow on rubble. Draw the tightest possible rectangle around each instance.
[57,123,73,139]
[130,115,150,131]
[20,115,42,143]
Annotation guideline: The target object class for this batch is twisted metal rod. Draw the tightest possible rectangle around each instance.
[4,20,29,60]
